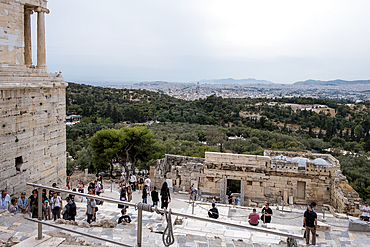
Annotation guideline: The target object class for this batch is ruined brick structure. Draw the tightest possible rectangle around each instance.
[0,0,67,195]
[151,151,362,215]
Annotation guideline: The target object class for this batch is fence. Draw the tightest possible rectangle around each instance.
[26,182,304,247]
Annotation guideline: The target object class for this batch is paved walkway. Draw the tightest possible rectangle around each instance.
[0,183,369,246]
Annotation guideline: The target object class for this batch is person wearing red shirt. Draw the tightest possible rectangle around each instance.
[248,208,260,226]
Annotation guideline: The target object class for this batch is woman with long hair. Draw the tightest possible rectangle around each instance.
[160,182,171,209]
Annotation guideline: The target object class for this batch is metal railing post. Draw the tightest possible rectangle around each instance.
[192,199,195,214]
[137,207,142,247]
[37,187,42,240]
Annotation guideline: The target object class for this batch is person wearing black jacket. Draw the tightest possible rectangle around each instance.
[208,203,219,219]
[151,187,159,206]
[160,182,171,209]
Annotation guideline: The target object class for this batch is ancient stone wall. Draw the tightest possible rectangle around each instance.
[0,0,67,196]
[150,154,205,191]
[151,151,362,215]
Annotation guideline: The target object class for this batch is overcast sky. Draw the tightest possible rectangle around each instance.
[34,0,370,84]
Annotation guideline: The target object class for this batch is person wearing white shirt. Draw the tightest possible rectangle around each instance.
[50,193,62,221]
[0,190,11,210]
[360,201,370,221]
[130,174,137,191]
[144,176,151,192]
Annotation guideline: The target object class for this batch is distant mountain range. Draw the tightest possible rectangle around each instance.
[294,79,370,85]
[198,78,274,85]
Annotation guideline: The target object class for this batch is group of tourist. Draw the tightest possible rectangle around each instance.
[0,184,77,221]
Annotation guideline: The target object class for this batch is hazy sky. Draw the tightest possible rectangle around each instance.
[35,0,370,84]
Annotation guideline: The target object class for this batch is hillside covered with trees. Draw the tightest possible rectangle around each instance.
[66,82,370,201]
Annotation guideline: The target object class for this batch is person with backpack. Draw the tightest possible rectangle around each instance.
[160,182,171,209]
[303,204,317,246]
[118,185,127,209]
[62,197,77,221]
[86,189,96,224]
[50,192,62,221]
[138,176,144,192]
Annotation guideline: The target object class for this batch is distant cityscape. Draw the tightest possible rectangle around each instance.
[104,80,370,102]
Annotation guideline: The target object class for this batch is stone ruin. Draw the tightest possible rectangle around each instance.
[151,151,362,216]
[0,0,67,196]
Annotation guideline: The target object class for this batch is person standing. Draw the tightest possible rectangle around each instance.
[17,192,29,213]
[144,176,151,192]
[94,180,101,195]
[160,182,171,209]
[0,190,11,210]
[248,209,260,226]
[66,176,70,190]
[49,183,57,199]
[151,187,159,206]
[31,196,45,219]
[208,203,219,219]
[44,200,51,220]
[261,203,273,223]
[138,176,144,192]
[120,173,126,187]
[28,189,38,213]
[62,197,77,221]
[86,189,96,224]
[142,185,148,204]
[303,204,317,246]
[130,174,137,191]
[77,181,85,202]
[127,186,133,202]
[360,201,370,221]
[50,192,62,221]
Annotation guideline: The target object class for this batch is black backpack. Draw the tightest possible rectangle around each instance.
[69,202,77,217]
[305,210,316,227]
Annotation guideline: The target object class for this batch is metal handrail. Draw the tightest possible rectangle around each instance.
[27,182,304,247]
[26,218,133,247]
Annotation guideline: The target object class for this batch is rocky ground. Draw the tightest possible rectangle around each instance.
[0,180,369,246]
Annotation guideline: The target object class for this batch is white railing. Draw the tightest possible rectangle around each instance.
[27,182,303,247]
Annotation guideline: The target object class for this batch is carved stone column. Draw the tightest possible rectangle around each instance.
[24,8,33,67]
[35,7,49,69]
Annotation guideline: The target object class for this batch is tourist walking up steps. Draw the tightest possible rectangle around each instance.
[62,197,77,221]
[51,192,62,221]
[86,189,96,224]
[151,187,159,206]
[303,204,317,246]
[142,185,148,203]
[130,174,137,191]
[160,182,171,209]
